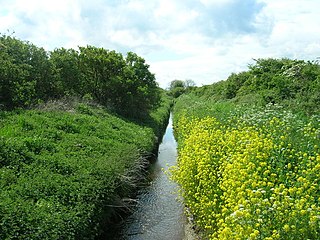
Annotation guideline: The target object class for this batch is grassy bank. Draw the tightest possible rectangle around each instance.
[0,34,172,239]
[171,59,320,239]
[0,96,171,239]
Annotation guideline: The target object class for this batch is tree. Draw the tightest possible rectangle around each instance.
[77,47,160,117]
[0,34,59,109]
[184,79,196,88]
[122,52,160,117]
[78,46,126,105]
[168,80,186,98]
[49,48,81,97]
[0,34,161,117]
[169,80,185,90]
[0,35,37,108]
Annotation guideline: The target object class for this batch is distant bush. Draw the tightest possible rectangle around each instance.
[168,79,196,98]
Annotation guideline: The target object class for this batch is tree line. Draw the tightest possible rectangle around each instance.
[187,58,320,115]
[0,34,160,117]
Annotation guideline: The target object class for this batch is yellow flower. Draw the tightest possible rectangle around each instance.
[283,224,290,232]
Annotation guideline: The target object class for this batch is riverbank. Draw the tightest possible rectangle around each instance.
[0,97,171,239]
[104,115,189,240]
[171,61,320,239]
[183,222,200,240]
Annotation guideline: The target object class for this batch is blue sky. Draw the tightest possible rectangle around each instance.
[1,0,320,88]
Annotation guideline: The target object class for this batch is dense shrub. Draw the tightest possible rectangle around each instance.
[0,99,170,239]
[0,34,54,108]
[185,58,320,115]
[0,34,161,118]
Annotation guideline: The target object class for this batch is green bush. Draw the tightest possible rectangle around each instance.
[183,58,320,115]
[0,34,161,118]
[0,98,170,239]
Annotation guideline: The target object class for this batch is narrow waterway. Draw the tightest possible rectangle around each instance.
[108,115,187,240]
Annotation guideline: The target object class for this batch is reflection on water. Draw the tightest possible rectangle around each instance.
[108,115,186,240]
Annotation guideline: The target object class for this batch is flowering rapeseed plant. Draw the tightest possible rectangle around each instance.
[172,106,320,239]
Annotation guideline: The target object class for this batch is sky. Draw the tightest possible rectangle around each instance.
[1,0,320,88]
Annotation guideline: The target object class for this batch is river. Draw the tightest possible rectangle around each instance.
[106,115,189,240]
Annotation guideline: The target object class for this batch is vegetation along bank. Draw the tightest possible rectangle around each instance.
[171,58,320,239]
[0,34,171,239]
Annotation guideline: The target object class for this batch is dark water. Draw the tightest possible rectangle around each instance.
[108,115,186,240]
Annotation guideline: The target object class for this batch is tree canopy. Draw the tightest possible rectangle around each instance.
[168,79,196,98]
[188,58,320,115]
[0,34,160,117]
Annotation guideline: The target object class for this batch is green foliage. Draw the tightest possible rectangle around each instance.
[0,34,160,119]
[51,46,161,118]
[224,72,250,99]
[172,57,320,239]
[78,46,124,104]
[168,79,196,98]
[120,52,161,117]
[0,33,168,239]
[0,34,59,109]
[184,58,320,115]
[140,90,172,137]
[173,94,320,240]
[0,35,34,108]
[49,48,81,97]
[0,96,171,239]
[170,86,185,98]
[173,105,319,239]
[169,79,185,89]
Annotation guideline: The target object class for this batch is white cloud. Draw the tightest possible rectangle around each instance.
[1,0,320,88]
[0,0,87,49]
[257,0,320,60]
